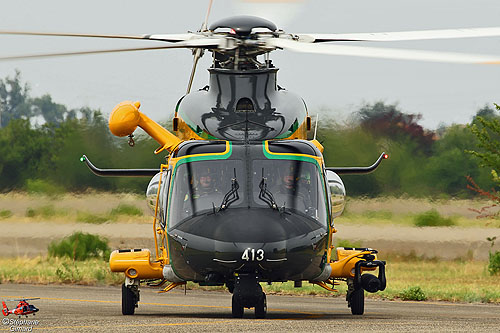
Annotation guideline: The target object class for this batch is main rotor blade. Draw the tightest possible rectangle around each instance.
[268,38,500,64]
[296,27,500,43]
[4,298,40,301]
[202,0,214,32]
[186,0,214,94]
[0,30,197,42]
[187,48,203,94]
[0,38,224,61]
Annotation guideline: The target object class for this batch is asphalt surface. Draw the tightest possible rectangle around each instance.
[1,284,499,332]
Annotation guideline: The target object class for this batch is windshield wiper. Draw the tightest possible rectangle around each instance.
[258,168,278,210]
[219,169,240,211]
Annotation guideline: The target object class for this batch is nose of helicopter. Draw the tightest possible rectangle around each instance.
[172,207,325,244]
[168,207,329,281]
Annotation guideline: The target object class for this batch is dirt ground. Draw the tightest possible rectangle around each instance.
[0,193,499,260]
[1,193,497,218]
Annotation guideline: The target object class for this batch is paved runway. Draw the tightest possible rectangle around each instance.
[1,284,499,332]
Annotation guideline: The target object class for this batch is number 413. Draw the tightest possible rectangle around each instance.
[241,248,264,261]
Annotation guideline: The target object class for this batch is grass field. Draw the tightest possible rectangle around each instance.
[263,259,500,303]
[0,192,149,224]
[0,257,122,285]
[1,193,499,304]
[338,197,500,228]
[1,193,499,227]
[0,257,498,303]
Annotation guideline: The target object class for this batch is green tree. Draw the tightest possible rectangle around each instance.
[357,101,435,155]
[467,103,500,175]
[0,71,32,127]
[31,94,69,124]
[472,104,499,123]
[426,124,492,197]
[0,119,55,189]
[320,121,382,196]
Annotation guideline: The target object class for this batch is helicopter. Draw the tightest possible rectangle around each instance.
[2,298,40,318]
[2,3,500,319]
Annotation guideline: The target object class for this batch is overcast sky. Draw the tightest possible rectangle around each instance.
[0,0,499,129]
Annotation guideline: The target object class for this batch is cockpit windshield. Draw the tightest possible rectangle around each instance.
[168,160,245,228]
[168,157,328,229]
[252,159,327,225]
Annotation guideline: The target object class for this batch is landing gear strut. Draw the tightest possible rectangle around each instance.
[231,273,267,319]
[122,277,140,315]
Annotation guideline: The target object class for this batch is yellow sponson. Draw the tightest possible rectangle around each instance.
[109,100,183,153]
[329,248,377,278]
[109,249,163,279]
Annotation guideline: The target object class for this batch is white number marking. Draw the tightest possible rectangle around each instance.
[242,248,264,261]
[256,249,264,261]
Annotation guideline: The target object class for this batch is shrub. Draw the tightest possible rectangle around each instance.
[55,262,82,283]
[76,212,109,224]
[0,210,12,219]
[110,204,143,217]
[488,251,500,275]
[48,232,110,261]
[399,286,427,301]
[335,238,362,248]
[75,204,143,224]
[25,179,64,196]
[487,236,500,275]
[25,205,64,218]
[362,210,393,220]
[414,209,455,227]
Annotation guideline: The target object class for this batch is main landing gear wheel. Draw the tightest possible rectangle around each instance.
[122,283,138,315]
[231,293,244,318]
[254,293,267,319]
[349,288,364,315]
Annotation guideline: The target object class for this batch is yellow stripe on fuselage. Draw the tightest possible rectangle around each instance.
[264,141,325,167]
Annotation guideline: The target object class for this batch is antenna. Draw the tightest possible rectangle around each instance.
[313,113,319,140]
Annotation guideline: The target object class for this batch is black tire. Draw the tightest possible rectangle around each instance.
[226,281,235,294]
[255,293,267,319]
[350,288,364,315]
[231,294,244,318]
[122,283,136,315]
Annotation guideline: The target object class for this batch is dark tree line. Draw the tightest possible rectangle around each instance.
[0,72,165,193]
[320,102,496,197]
[0,72,497,196]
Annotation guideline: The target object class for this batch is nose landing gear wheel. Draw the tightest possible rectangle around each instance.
[231,293,244,318]
[255,293,267,319]
[349,288,364,315]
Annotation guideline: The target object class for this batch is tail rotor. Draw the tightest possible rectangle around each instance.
[2,301,9,316]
